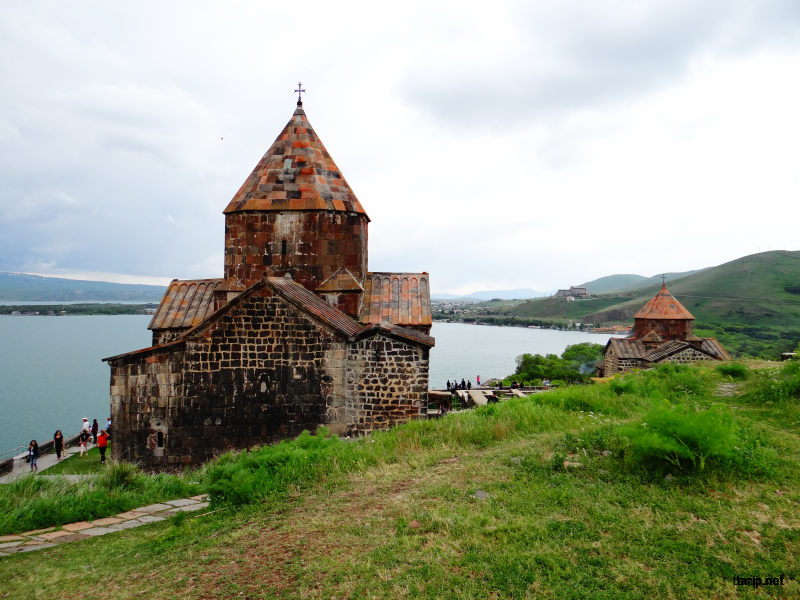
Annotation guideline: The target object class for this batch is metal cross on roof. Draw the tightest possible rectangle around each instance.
[661,274,667,285]
[294,82,306,106]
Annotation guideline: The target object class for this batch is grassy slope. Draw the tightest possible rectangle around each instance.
[2,365,798,599]
[577,273,647,293]
[513,251,800,328]
[44,446,108,475]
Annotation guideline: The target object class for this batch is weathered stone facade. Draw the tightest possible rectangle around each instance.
[224,211,368,292]
[345,336,429,434]
[106,99,433,468]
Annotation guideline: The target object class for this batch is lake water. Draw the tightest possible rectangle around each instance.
[0,317,611,456]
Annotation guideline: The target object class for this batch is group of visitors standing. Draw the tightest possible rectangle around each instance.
[446,375,481,391]
[80,417,112,463]
[26,416,112,473]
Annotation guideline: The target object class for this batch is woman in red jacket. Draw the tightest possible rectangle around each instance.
[97,429,109,464]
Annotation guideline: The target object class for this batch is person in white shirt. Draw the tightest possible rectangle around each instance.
[81,417,91,432]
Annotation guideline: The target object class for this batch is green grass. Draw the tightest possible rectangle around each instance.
[0,462,201,535]
[1,363,798,598]
[44,445,109,475]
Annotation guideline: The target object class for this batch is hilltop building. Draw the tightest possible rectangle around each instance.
[554,286,590,299]
[598,283,729,376]
[104,98,433,468]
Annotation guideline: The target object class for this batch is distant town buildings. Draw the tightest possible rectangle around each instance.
[598,283,729,376]
[554,286,591,300]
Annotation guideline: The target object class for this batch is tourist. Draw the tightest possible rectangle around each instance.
[461,378,466,390]
[81,417,91,433]
[78,429,90,457]
[446,380,451,391]
[97,429,109,464]
[476,375,481,387]
[53,430,64,460]
[106,417,112,436]
[91,418,99,444]
[27,440,39,472]
[467,380,472,390]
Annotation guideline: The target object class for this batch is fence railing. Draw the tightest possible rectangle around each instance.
[0,432,82,477]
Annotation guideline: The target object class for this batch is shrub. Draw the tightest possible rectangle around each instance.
[716,362,749,380]
[98,461,142,490]
[747,360,800,404]
[618,404,739,472]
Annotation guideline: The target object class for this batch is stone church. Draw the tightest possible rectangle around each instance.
[104,98,434,468]
[599,283,729,376]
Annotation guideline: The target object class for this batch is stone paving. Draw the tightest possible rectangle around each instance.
[0,494,209,557]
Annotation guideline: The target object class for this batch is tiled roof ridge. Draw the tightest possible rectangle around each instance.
[103,338,186,363]
[633,283,695,320]
[267,276,363,337]
[641,340,690,362]
[223,105,367,216]
[148,278,225,331]
[355,321,435,348]
[315,267,364,292]
[359,272,432,326]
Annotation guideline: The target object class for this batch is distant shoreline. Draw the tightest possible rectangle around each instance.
[0,302,157,316]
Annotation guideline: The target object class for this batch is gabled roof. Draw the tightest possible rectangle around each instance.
[267,276,363,338]
[698,338,731,361]
[223,105,367,216]
[633,283,694,320]
[315,268,364,293]
[359,272,432,326]
[148,278,224,331]
[355,321,435,347]
[605,338,646,359]
[109,273,435,364]
[640,329,663,344]
[641,340,691,362]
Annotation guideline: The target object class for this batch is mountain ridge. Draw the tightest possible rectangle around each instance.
[0,272,166,301]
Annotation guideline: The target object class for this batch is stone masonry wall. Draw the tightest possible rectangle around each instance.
[345,334,429,435]
[152,328,186,346]
[110,347,185,465]
[602,350,642,375]
[224,211,368,290]
[633,318,692,343]
[175,286,347,465]
[110,287,431,468]
[658,347,713,365]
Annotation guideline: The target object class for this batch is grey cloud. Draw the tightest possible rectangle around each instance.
[404,1,800,126]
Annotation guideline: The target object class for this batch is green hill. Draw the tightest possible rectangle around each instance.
[577,273,646,293]
[578,269,701,294]
[512,251,800,357]
[0,272,166,301]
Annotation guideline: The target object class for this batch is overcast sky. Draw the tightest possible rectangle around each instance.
[1,1,798,294]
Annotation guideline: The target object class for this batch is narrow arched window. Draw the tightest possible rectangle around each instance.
[281,239,287,256]
[157,431,164,447]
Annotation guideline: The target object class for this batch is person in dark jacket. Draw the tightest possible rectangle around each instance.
[79,429,90,457]
[28,440,40,472]
[91,419,99,444]
[53,430,64,460]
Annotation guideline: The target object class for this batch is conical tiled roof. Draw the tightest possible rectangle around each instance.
[224,104,367,215]
[633,284,694,320]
